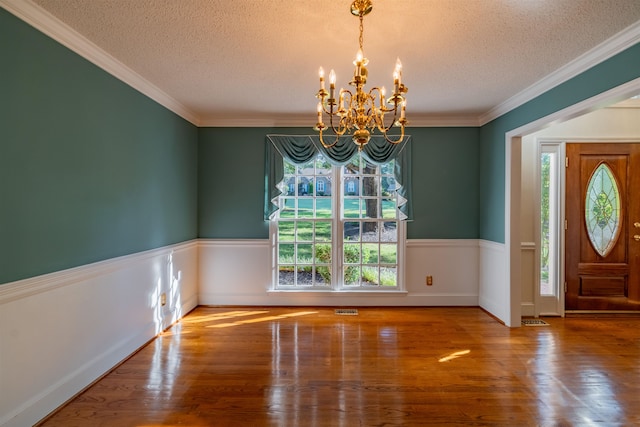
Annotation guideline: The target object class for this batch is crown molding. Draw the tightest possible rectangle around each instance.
[197,113,481,128]
[0,0,201,125]
[607,98,640,108]
[479,20,640,126]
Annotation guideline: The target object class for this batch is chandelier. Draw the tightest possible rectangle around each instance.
[314,0,408,150]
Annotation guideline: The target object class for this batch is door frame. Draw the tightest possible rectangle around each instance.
[505,77,640,326]
[532,139,640,316]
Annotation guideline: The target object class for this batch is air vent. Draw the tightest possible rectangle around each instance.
[521,318,550,326]
[335,308,358,315]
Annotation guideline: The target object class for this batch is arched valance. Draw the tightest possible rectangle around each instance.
[264,134,412,221]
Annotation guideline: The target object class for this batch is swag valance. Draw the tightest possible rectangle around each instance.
[264,134,412,221]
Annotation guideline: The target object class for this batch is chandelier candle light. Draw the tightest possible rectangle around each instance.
[314,0,408,150]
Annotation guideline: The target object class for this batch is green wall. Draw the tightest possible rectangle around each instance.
[479,42,640,243]
[0,9,199,284]
[198,127,480,239]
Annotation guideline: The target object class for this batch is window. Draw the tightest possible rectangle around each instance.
[273,152,404,290]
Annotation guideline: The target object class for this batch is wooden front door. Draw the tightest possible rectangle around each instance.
[565,143,640,310]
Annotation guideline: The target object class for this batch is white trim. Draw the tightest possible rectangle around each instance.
[0,240,198,304]
[198,239,269,248]
[480,21,640,125]
[0,0,200,125]
[408,239,479,248]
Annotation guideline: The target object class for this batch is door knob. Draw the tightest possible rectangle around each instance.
[634,235,640,242]
[634,222,640,228]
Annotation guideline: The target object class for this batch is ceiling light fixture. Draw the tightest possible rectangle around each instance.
[314,0,408,150]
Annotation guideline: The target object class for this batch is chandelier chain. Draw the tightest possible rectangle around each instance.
[359,15,364,52]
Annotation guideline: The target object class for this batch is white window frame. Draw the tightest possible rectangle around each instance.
[535,140,565,316]
[270,157,406,292]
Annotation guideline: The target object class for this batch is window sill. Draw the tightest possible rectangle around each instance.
[267,289,408,296]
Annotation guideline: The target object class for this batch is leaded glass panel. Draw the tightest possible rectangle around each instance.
[585,163,621,257]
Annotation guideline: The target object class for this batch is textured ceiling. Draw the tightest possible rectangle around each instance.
[18,0,640,125]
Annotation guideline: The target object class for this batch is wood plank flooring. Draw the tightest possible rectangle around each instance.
[38,307,640,426]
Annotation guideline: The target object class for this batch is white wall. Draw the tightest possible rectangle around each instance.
[0,241,198,427]
[199,239,480,307]
[520,106,640,315]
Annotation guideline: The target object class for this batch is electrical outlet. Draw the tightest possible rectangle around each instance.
[426,275,433,286]
[160,293,167,306]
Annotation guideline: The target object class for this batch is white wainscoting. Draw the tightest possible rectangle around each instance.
[520,242,537,317]
[478,240,509,325]
[199,239,479,306]
[0,241,198,427]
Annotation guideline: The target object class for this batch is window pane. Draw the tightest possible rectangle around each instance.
[345,177,359,195]
[297,244,313,263]
[380,267,397,286]
[280,198,295,218]
[316,197,332,218]
[362,199,380,219]
[279,244,294,263]
[362,176,378,196]
[344,243,361,264]
[315,244,332,264]
[316,266,331,285]
[380,244,397,264]
[361,222,379,241]
[344,266,360,285]
[382,222,397,242]
[278,221,294,242]
[279,266,294,285]
[362,243,379,263]
[282,177,295,196]
[298,198,313,218]
[316,222,332,242]
[296,266,313,286]
[382,199,396,219]
[296,221,313,241]
[344,221,360,241]
[362,266,379,285]
[343,198,360,218]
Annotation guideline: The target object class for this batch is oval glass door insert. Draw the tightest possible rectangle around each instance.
[585,163,621,257]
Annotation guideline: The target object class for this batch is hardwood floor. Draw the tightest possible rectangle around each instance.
[38,307,640,426]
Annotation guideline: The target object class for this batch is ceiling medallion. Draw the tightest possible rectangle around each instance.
[314,0,408,150]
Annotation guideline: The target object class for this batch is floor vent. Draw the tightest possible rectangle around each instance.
[521,318,550,326]
[335,308,359,316]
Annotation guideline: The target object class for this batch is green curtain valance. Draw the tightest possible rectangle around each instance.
[264,134,412,221]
